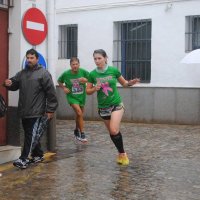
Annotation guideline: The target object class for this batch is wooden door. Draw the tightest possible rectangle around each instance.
[0,9,8,145]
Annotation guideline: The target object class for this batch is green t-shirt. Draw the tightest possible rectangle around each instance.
[58,68,89,106]
[88,66,122,108]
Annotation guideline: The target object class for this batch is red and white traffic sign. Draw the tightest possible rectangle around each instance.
[22,8,48,45]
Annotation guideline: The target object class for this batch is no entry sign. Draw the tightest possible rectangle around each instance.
[22,8,48,45]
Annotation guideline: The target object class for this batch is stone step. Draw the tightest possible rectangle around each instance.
[0,145,21,164]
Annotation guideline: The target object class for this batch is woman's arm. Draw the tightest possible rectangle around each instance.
[86,82,101,95]
[118,75,140,87]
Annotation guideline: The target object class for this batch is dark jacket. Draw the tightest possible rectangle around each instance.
[6,65,58,118]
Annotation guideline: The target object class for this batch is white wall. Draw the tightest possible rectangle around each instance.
[55,0,200,87]
[9,0,47,106]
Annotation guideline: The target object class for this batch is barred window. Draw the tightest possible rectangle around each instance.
[0,0,8,8]
[113,20,151,83]
[185,16,200,52]
[0,0,13,7]
[58,24,78,59]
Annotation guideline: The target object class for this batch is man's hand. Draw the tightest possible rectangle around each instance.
[4,79,12,87]
[46,112,54,119]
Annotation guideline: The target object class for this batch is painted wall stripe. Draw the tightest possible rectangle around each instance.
[26,21,44,31]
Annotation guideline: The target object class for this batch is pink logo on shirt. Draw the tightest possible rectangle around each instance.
[101,82,113,96]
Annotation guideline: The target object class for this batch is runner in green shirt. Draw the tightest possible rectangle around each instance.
[58,57,89,142]
[87,49,140,165]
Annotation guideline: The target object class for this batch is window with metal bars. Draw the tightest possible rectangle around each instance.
[58,24,78,59]
[113,20,151,83]
[185,16,200,52]
[0,0,8,8]
[0,0,13,7]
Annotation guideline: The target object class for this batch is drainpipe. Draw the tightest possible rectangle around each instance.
[46,0,56,152]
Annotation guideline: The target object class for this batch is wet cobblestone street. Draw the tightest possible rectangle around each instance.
[0,120,200,200]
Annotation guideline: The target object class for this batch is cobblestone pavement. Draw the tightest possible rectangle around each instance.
[0,120,200,200]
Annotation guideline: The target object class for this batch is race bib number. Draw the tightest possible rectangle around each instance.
[72,85,84,94]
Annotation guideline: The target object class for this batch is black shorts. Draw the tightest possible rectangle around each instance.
[98,103,124,120]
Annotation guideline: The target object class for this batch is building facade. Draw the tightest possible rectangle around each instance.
[55,0,200,124]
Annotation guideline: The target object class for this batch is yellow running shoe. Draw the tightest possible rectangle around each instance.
[116,153,129,165]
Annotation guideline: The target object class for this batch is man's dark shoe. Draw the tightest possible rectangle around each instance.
[13,158,30,169]
[30,156,44,164]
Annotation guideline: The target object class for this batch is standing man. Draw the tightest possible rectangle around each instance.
[4,48,58,169]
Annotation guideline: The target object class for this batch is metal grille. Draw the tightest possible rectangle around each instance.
[58,24,78,59]
[113,19,151,83]
[0,0,8,8]
[185,16,200,52]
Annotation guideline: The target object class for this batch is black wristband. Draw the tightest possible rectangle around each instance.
[127,81,132,86]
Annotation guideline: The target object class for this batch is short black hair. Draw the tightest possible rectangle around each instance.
[26,48,39,59]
